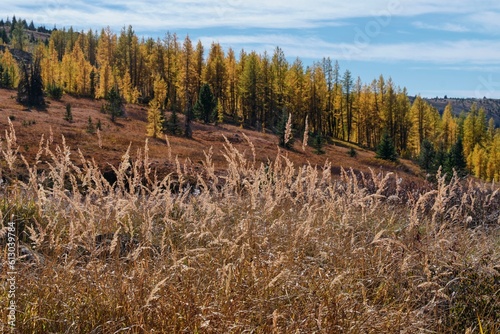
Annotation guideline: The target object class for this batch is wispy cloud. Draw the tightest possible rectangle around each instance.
[4,0,500,31]
[467,11,500,34]
[202,33,500,65]
[412,21,469,33]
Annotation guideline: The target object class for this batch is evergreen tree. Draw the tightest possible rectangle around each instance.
[376,132,397,161]
[433,143,447,173]
[104,86,123,122]
[194,83,216,123]
[168,108,181,135]
[418,139,436,172]
[17,59,45,107]
[87,116,95,133]
[96,118,102,131]
[11,20,27,51]
[0,28,9,44]
[17,63,31,100]
[90,69,96,99]
[313,131,325,155]
[64,103,73,122]
[445,136,467,178]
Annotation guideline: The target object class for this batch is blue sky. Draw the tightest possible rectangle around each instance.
[3,0,500,98]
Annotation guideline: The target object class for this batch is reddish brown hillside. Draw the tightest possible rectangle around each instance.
[0,88,422,183]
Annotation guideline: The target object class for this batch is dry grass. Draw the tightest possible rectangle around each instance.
[0,119,500,333]
[0,118,499,333]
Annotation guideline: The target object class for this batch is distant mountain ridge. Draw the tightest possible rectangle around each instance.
[411,96,500,127]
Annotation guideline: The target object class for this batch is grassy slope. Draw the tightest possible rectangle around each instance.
[0,88,498,333]
[0,88,422,184]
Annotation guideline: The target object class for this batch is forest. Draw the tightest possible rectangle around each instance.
[0,17,499,181]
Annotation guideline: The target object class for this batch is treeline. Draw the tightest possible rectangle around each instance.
[0,15,52,48]
[0,23,498,181]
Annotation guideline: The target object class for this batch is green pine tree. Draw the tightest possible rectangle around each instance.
[87,116,95,134]
[105,86,123,122]
[418,139,436,172]
[168,109,181,135]
[445,136,468,178]
[376,132,397,161]
[313,131,325,155]
[64,103,73,122]
[433,143,447,174]
[194,83,216,123]
[17,59,45,107]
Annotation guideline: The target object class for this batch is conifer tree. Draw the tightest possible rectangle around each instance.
[376,132,397,161]
[313,131,324,155]
[147,99,163,138]
[418,139,436,172]
[104,86,123,122]
[0,28,9,44]
[216,98,224,124]
[194,83,216,123]
[64,103,73,122]
[184,107,193,139]
[168,108,181,135]
[441,102,456,150]
[445,136,467,178]
[17,59,44,107]
[11,20,27,51]
[87,116,95,133]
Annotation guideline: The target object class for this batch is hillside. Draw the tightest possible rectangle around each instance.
[2,88,499,334]
[0,88,423,185]
[418,96,500,126]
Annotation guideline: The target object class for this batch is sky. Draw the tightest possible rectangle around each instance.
[3,0,500,99]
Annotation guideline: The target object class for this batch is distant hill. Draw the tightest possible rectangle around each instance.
[411,96,500,127]
[0,44,32,63]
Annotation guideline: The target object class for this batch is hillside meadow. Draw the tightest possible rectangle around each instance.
[0,113,499,333]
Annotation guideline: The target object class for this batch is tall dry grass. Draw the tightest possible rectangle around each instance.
[0,119,499,333]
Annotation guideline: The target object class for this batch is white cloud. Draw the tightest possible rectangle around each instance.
[412,21,469,32]
[3,0,500,31]
[202,33,500,65]
[467,11,500,34]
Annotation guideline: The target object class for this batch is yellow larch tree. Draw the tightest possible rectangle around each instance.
[0,48,19,88]
[41,39,61,88]
[96,27,117,98]
[180,35,197,114]
[147,98,164,138]
[440,102,457,150]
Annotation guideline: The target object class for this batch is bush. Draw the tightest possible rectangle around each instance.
[46,83,63,100]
